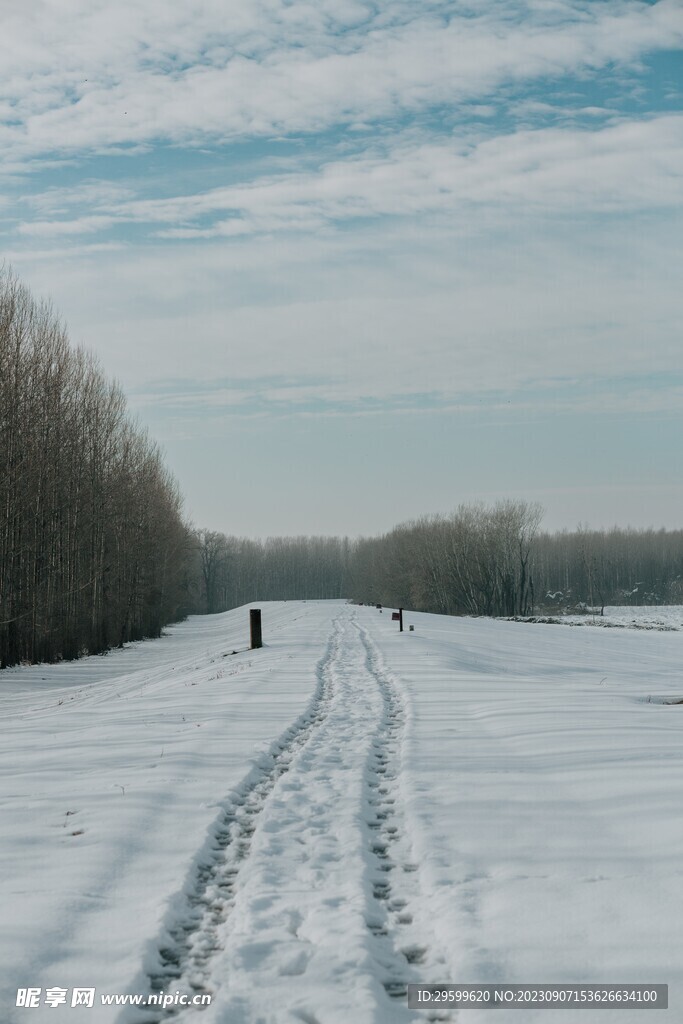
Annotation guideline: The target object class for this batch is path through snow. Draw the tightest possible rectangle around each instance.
[135,611,448,1024]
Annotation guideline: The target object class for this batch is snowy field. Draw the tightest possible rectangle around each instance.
[3,601,683,1023]
[513,605,683,631]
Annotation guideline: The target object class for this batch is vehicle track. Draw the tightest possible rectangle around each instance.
[128,618,345,1021]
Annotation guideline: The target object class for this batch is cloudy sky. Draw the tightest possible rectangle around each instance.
[2,0,682,537]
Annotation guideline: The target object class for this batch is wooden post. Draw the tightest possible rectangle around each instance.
[399,607,403,632]
[250,608,262,649]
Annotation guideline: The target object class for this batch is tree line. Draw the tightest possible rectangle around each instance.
[0,269,194,668]
[344,512,683,618]
[533,525,683,614]
[193,531,350,613]
[345,501,542,617]
[193,507,683,619]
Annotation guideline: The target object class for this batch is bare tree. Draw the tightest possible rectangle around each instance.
[0,269,195,668]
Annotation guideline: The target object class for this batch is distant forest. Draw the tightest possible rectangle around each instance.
[3,270,683,669]
[195,514,683,620]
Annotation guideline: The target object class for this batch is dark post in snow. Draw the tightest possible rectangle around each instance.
[399,607,403,633]
[250,608,263,650]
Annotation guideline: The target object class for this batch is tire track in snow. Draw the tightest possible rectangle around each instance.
[359,623,455,1023]
[127,617,345,1022]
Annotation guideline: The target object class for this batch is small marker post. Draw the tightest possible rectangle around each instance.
[250,608,263,650]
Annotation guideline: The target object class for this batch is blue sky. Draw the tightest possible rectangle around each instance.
[2,0,682,536]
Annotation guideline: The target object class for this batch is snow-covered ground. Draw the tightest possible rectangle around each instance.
[514,604,683,630]
[3,601,683,1023]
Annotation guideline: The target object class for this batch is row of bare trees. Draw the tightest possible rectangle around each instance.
[347,501,543,616]
[534,526,683,613]
[346,511,683,617]
[191,502,542,618]
[0,270,194,668]
[193,509,683,621]
[194,531,350,612]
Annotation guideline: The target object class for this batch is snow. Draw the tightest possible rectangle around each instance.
[514,604,683,630]
[3,601,683,1022]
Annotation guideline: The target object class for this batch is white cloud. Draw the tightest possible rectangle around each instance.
[0,1,681,165]
[22,180,135,214]
[4,241,126,263]
[18,214,116,236]
[15,201,681,424]
[3,3,680,438]
[16,113,683,240]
